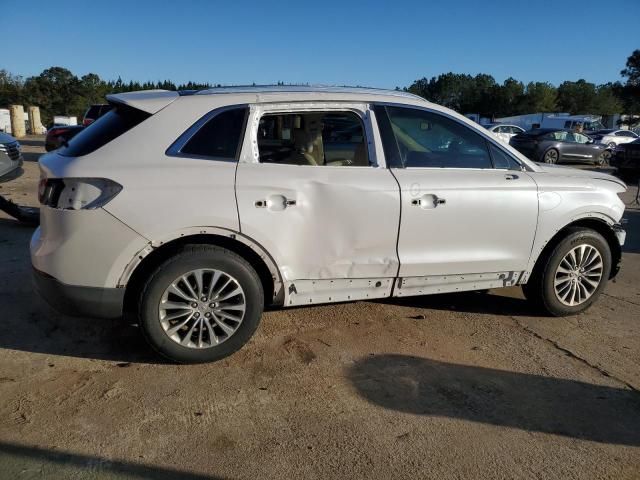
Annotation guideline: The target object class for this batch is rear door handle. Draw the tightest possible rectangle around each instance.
[255,194,296,211]
[411,194,446,209]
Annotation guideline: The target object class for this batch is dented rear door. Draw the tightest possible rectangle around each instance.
[235,103,400,286]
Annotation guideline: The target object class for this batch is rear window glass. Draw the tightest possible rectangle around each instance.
[85,105,102,119]
[180,108,247,159]
[60,105,150,157]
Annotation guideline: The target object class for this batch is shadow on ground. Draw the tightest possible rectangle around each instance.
[0,218,163,364]
[348,354,640,446]
[0,441,225,479]
[380,290,535,316]
[16,137,46,148]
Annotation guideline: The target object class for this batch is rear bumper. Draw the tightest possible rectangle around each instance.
[32,268,124,319]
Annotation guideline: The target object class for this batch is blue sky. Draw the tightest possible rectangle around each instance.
[4,0,639,88]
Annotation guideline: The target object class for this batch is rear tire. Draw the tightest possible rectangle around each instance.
[138,245,264,363]
[523,228,611,316]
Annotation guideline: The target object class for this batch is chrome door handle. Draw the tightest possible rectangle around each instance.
[411,194,446,209]
[505,174,519,180]
[255,194,296,211]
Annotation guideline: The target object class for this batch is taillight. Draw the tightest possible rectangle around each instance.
[38,178,122,210]
[83,118,94,126]
[49,127,69,137]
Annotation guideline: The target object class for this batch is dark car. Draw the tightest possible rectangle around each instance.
[45,125,85,152]
[611,138,640,177]
[83,104,112,126]
[509,128,608,165]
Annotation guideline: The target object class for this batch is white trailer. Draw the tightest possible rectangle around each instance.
[495,113,606,132]
[52,116,78,127]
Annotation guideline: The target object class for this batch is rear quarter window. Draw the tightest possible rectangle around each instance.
[171,107,248,160]
[60,105,150,157]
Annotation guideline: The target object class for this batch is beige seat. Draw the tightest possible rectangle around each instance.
[290,129,318,165]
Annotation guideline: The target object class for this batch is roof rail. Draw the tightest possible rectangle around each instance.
[185,84,424,100]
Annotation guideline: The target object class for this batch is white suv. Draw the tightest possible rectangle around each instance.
[31,86,627,363]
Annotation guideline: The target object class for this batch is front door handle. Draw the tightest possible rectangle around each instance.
[505,173,519,180]
[411,194,446,209]
[255,194,296,211]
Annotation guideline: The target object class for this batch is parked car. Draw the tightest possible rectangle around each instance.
[484,123,525,143]
[588,129,639,151]
[83,104,112,126]
[611,138,640,177]
[0,131,23,180]
[510,128,608,165]
[45,125,85,152]
[32,86,627,363]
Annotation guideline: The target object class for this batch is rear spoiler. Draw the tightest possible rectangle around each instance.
[105,89,179,114]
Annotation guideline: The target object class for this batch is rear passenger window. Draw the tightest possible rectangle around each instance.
[180,108,247,159]
[377,106,492,169]
[257,111,369,167]
[489,143,521,170]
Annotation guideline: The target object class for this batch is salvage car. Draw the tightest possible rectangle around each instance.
[32,87,627,363]
[0,131,23,179]
[510,128,608,165]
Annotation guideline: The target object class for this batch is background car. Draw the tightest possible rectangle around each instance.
[588,129,639,151]
[45,125,84,152]
[611,138,640,177]
[510,128,608,165]
[0,131,23,179]
[83,104,112,126]
[484,123,525,143]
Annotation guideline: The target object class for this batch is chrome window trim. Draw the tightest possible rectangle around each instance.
[166,104,249,162]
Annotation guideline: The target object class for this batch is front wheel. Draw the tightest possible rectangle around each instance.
[543,148,559,164]
[523,228,611,316]
[138,245,264,363]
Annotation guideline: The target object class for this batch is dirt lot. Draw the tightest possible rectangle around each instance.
[1,136,639,479]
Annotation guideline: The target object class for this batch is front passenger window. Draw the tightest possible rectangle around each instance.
[378,106,493,169]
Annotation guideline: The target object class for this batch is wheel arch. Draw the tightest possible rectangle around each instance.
[121,229,284,318]
[527,217,622,282]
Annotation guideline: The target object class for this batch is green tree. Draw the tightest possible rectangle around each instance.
[620,49,640,115]
[556,79,598,114]
[0,69,24,107]
[520,82,557,113]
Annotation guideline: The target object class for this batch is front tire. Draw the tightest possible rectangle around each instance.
[523,228,611,316]
[138,245,264,363]
[543,148,559,164]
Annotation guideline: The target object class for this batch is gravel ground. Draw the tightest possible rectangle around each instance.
[0,136,639,479]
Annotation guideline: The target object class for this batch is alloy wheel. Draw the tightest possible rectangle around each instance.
[544,149,558,164]
[553,244,603,307]
[158,269,246,348]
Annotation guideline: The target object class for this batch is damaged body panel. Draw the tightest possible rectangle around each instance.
[236,103,401,285]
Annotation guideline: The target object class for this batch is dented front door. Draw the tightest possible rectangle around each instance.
[235,105,400,286]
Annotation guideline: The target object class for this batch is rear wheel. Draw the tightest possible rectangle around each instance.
[138,245,264,363]
[543,148,559,164]
[523,228,611,316]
